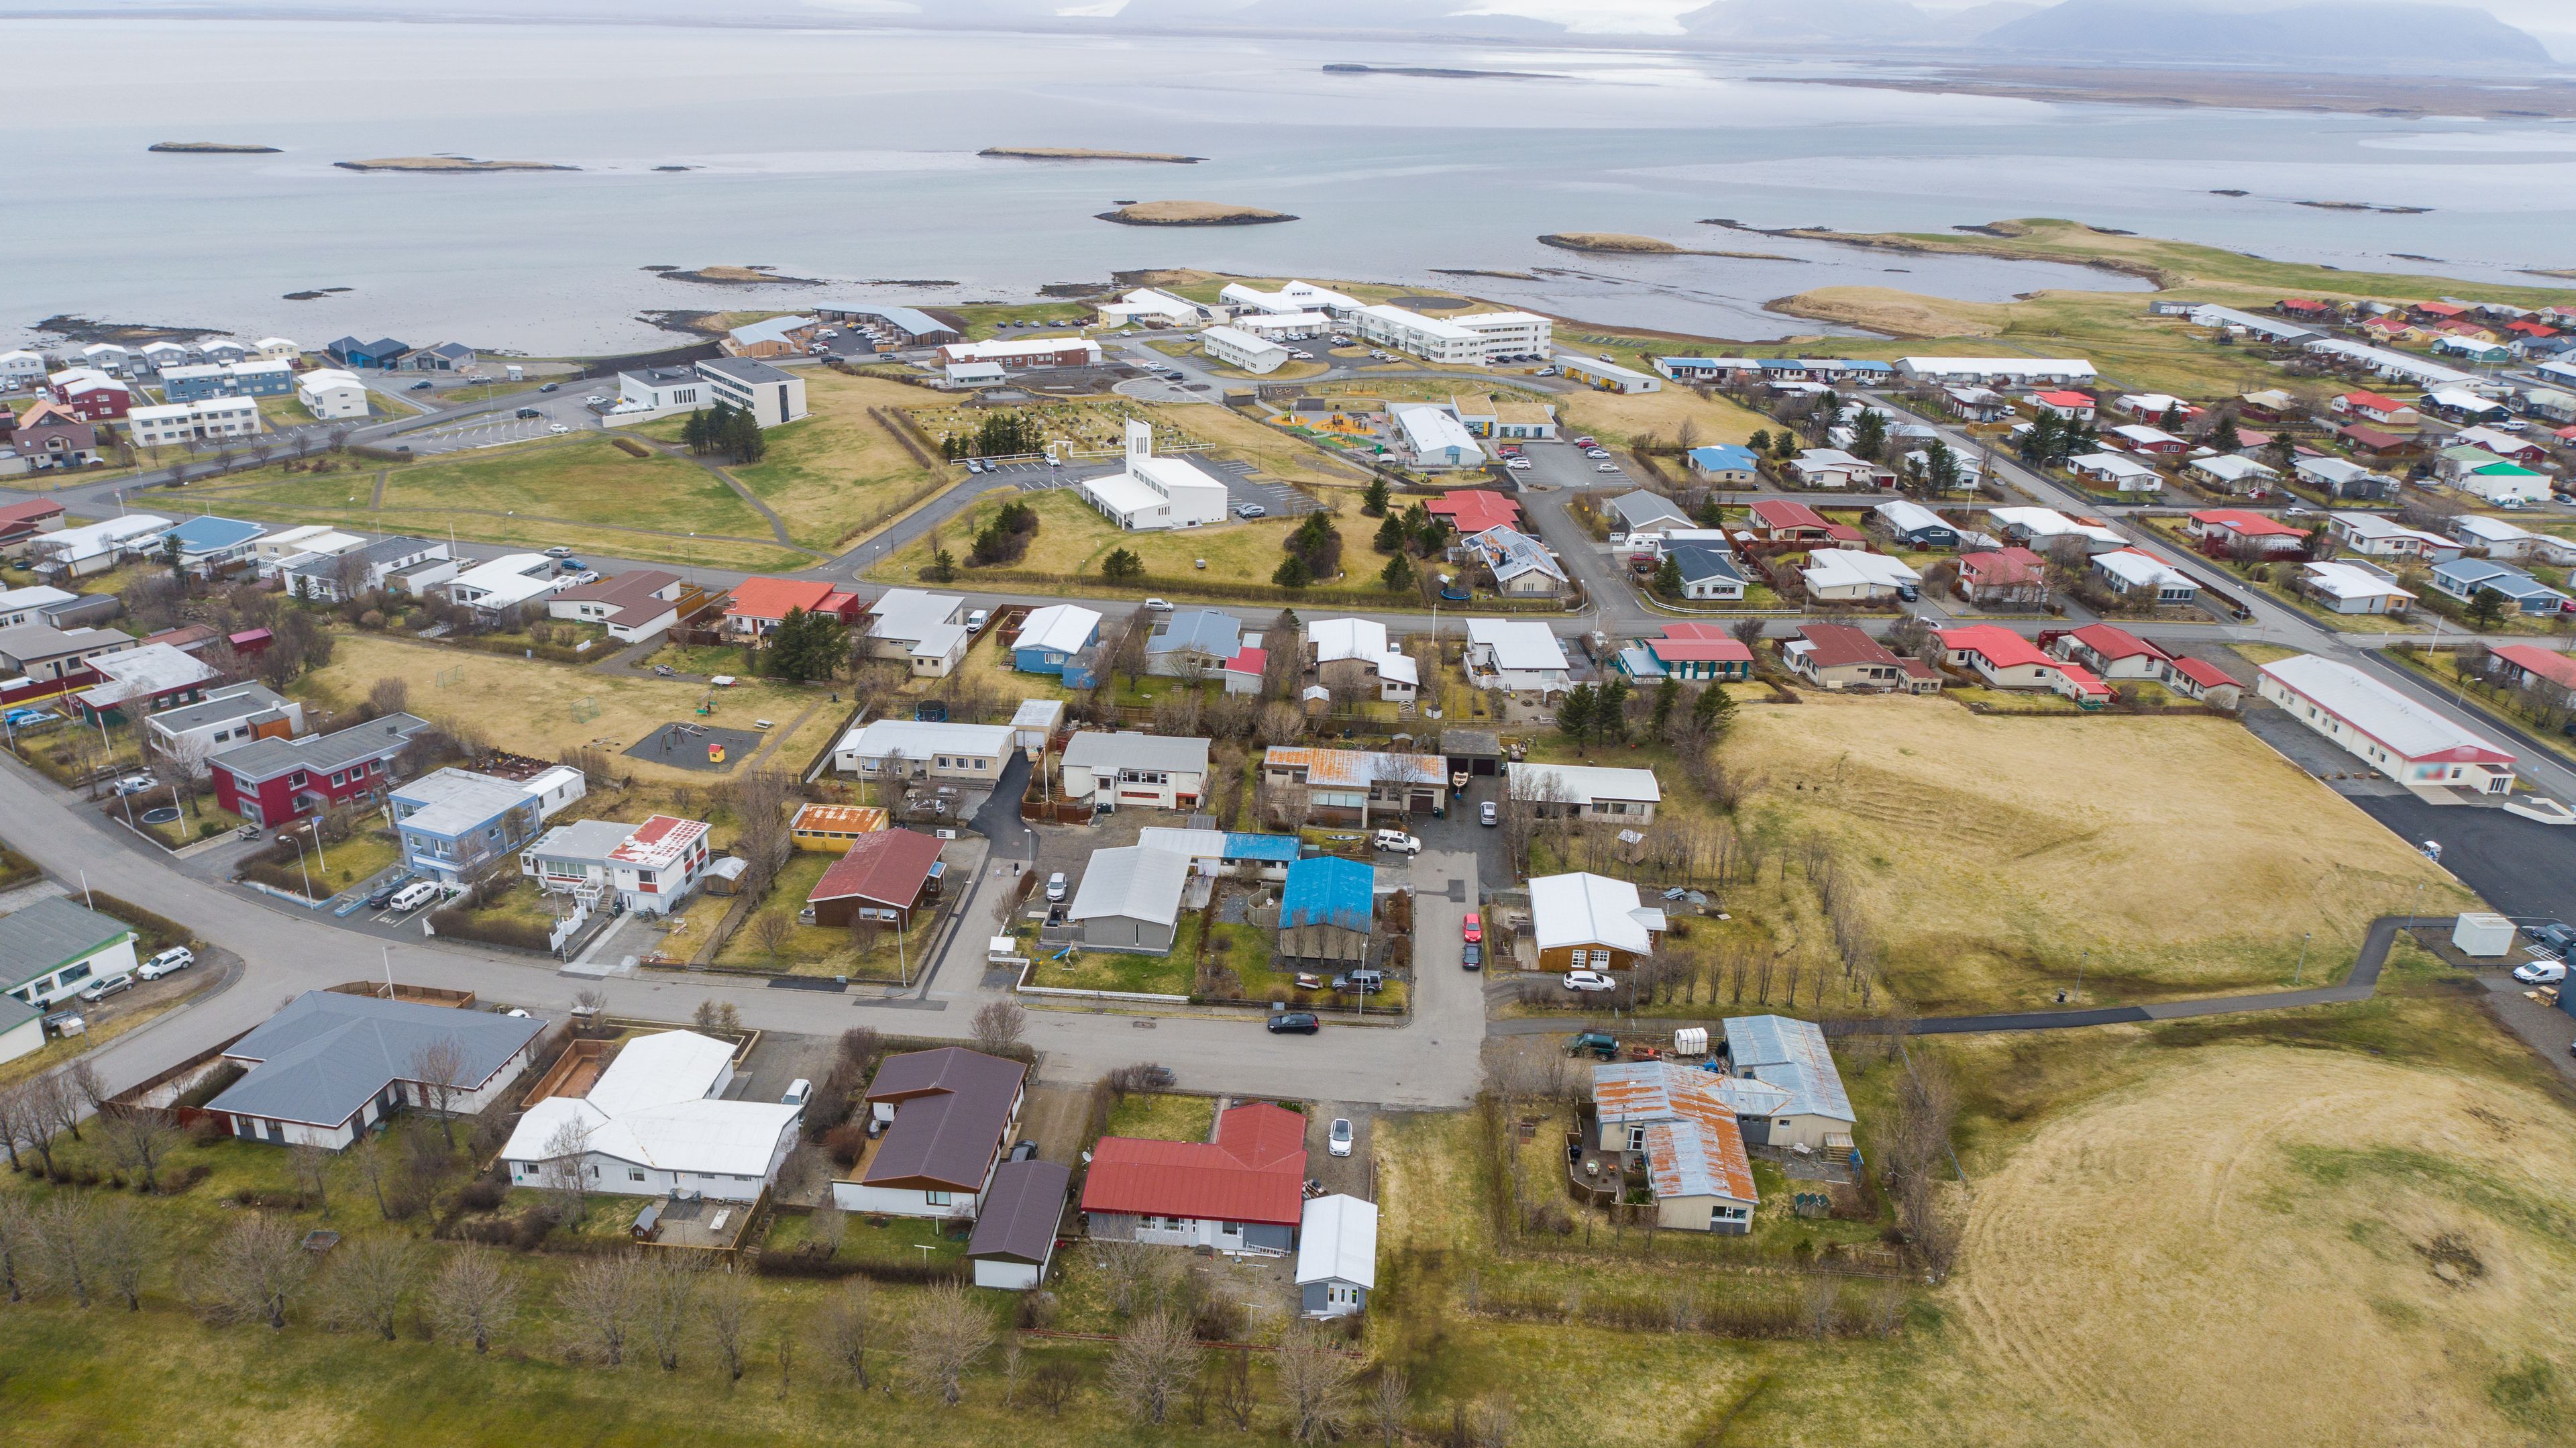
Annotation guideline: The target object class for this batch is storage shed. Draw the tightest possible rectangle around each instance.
[968,1157,1070,1290]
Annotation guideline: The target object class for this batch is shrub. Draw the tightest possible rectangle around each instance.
[822,1122,870,1170]
[454,1178,507,1212]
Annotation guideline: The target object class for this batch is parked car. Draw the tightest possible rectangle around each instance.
[111,774,157,796]
[1372,829,1421,855]
[138,946,195,980]
[584,394,606,405]
[1479,800,1498,827]
[1328,1119,1353,1157]
[539,382,560,393]
[77,972,136,1003]
[966,609,989,633]
[781,1078,814,1106]
[1505,459,1532,471]
[2522,921,2576,956]
[1461,941,1483,970]
[1236,503,1267,519]
[1595,463,1619,474]
[1142,597,1173,611]
[1333,970,1386,994]
[1563,970,1618,992]
[1045,872,1069,903]
[409,379,433,391]
[545,546,574,558]
[1566,1031,1618,1059]
[365,881,408,909]
[386,881,442,913]
[515,407,541,419]
[548,423,571,434]
[2512,960,2568,985]
[1266,1011,1321,1035]
[1462,913,1482,944]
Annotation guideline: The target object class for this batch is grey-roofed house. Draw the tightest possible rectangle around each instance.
[834,1046,1028,1219]
[859,588,969,676]
[1065,845,1193,955]
[1295,1194,1379,1317]
[213,710,435,827]
[968,1157,1071,1290]
[1720,1014,1857,1151]
[1059,731,1212,812]
[146,683,303,770]
[546,568,686,641]
[0,621,136,682]
[396,341,476,372]
[1667,545,1746,601]
[284,535,451,603]
[1464,525,1568,597]
[0,991,40,1067]
[1605,490,1692,537]
[1145,608,1241,677]
[207,991,549,1150]
[1,896,140,1012]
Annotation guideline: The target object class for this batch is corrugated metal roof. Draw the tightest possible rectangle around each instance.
[1281,856,1373,933]
[1591,1062,1756,1203]
[970,1158,1071,1264]
[808,828,943,909]
[1080,1102,1307,1226]
[1294,1194,1378,1288]
[1061,731,1210,776]
[0,896,136,992]
[211,992,545,1128]
[1723,1015,1854,1123]
[1065,845,1193,927]
[863,1047,1027,1191]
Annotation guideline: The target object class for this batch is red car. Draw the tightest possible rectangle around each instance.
[1462,912,1482,944]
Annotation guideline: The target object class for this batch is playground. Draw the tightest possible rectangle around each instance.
[623,721,767,773]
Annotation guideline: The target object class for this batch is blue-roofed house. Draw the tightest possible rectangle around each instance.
[325,336,409,370]
[1134,827,1301,882]
[1145,608,1241,678]
[159,515,267,576]
[2428,558,2573,615]
[1685,444,1759,482]
[1013,603,1102,687]
[1720,1015,1856,1151]
[1279,854,1373,965]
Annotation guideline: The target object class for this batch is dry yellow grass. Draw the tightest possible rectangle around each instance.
[1099,201,1293,224]
[1768,286,2011,339]
[1552,382,1775,451]
[1726,696,2475,1009]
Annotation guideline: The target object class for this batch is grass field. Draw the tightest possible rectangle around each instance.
[1722,694,2476,1011]
[1102,1090,1218,1142]
[726,370,950,551]
[297,631,844,787]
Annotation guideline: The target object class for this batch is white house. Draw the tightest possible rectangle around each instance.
[1799,549,1919,602]
[1076,421,1228,530]
[1787,448,1878,488]
[2068,452,2162,493]
[294,368,370,420]
[2257,654,2516,793]
[1988,506,2126,555]
[1295,1194,1379,1318]
[501,1031,800,1203]
[127,397,262,448]
[447,553,574,616]
[520,813,714,916]
[2299,560,2416,615]
[1060,730,1212,812]
[861,588,970,677]
[1308,616,1418,703]
[2088,548,2198,604]
[1462,617,1572,695]
[1200,325,1291,374]
[2326,512,2459,562]
[1507,762,1661,824]
[211,992,547,1151]
[615,366,708,417]
[24,514,172,578]
[1097,287,1209,328]
[1390,403,1486,469]
[832,719,1014,781]
[1,897,140,1012]
[2190,454,2279,493]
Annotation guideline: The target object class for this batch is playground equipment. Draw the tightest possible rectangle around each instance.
[708,742,727,764]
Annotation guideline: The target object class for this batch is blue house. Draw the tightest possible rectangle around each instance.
[1222,832,1302,876]
[326,335,411,370]
[2428,558,2573,615]
[160,515,268,575]
[1686,444,1760,482]
[162,360,295,403]
[1012,603,1102,688]
[1279,855,1375,966]
[391,766,582,883]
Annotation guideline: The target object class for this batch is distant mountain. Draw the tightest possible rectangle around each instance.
[1677,0,1941,42]
[1980,0,2553,66]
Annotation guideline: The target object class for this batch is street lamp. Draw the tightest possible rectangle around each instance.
[2293,931,2312,986]
[282,829,314,897]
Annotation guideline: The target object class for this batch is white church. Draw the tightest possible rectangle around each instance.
[1076,420,1230,531]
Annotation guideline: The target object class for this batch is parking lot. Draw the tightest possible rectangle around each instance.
[1508,435,1627,493]
[390,391,606,456]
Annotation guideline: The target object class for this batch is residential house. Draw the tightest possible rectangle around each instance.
[1506,762,1661,825]
[1871,499,1959,550]
[722,315,820,358]
[2337,424,2414,464]
[1065,845,1193,955]
[144,681,303,771]
[1605,490,1692,538]
[8,403,99,472]
[48,370,132,423]
[2295,456,2400,503]
[325,336,409,369]
[1279,855,1374,966]
[969,1159,1073,1291]
[24,513,171,578]
[2052,623,2171,680]
[1744,498,1845,546]
[0,622,134,682]
[2484,643,2576,706]
[1462,525,1568,597]
[2298,560,2417,615]
[2068,452,2162,494]
[2327,512,2460,562]
[1527,872,1665,972]
[788,802,888,854]
[1461,617,1573,699]
[1619,623,1752,682]
[2108,423,2188,456]
[70,643,224,724]
[831,719,1013,783]
[832,1047,1028,1220]
[1060,731,1212,812]
[1145,608,1242,678]
[211,711,433,827]
[391,765,587,883]
[2114,393,2201,423]
[1081,1102,1307,1252]
[2163,656,2245,709]
[1308,617,1417,703]
[1133,827,1300,882]
[1942,384,2012,421]
[500,1030,800,1202]
[2257,654,2516,793]
[2027,389,2097,421]
[1261,746,1446,827]
[2332,391,2420,428]
[156,515,268,576]
[544,568,686,641]
[127,397,262,449]
[2237,389,2299,422]
[2428,558,2573,615]
[2454,426,2549,466]
[158,360,293,401]
[2457,461,2553,506]
[1799,549,1920,603]
[521,814,714,916]
[1953,548,2051,608]
[1719,1015,1858,1153]
[249,525,360,576]
[446,553,576,618]
[1988,507,2124,555]
[2187,509,2309,558]
[1937,625,2112,705]
[805,827,945,929]
[1685,444,1760,482]
[1012,603,1102,686]
[2192,453,2282,494]
[0,349,46,391]
[857,588,969,676]
[2088,548,2198,605]
[1786,448,1880,488]
[2449,515,2576,564]
[722,576,857,639]
[209,992,545,1151]
[295,368,368,419]
[0,498,66,556]
[1781,623,1923,691]
[288,535,453,603]
[1587,1063,1759,1234]
[1895,358,2100,387]
[1295,1196,1379,1316]
[1666,546,1747,601]
[1,897,140,1013]
[1424,490,1523,537]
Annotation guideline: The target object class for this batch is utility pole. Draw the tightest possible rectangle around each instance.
[2293,931,2312,986]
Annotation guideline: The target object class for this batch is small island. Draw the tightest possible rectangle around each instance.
[1540,232,1798,262]
[335,156,578,173]
[654,264,822,287]
[150,142,280,154]
[1097,201,1296,227]
[980,147,1203,164]
[1323,62,1559,80]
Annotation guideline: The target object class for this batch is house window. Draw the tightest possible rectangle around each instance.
[1625,1125,1645,1153]
[1221,1221,1242,1236]
[926,1190,953,1206]
[629,1169,646,1182]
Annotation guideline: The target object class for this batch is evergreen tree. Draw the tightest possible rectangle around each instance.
[1923,437,1963,494]
[927,549,958,583]
[1379,554,1415,592]
[683,409,708,454]
[1374,515,1407,554]
[1852,409,1888,462]
[1101,548,1144,583]
[1748,428,1770,454]
[1693,678,1737,738]
[1597,676,1632,745]
[1362,477,1389,516]
[2469,586,2506,631]
[1773,429,1799,460]
[1652,553,1682,598]
[1693,493,1725,527]
[1273,554,1313,589]
[1556,684,1599,752]
[730,407,765,463]
[2210,414,2243,454]
[1651,678,1680,741]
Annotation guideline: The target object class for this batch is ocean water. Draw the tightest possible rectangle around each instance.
[5,16,2572,354]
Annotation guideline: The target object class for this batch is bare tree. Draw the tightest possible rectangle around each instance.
[558,1251,644,1366]
[203,1213,311,1329]
[970,999,1026,1056]
[429,1249,519,1353]
[698,1267,753,1384]
[1277,1323,1360,1444]
[90,1198,150,1311]
[1465,1394,1517,1448]
[1214,1349,1256,1429]
[748,910,794,962]
[808,1195,847,1257]
[898,1280,994,1406]
[997,1340,1025,1408]
[368,676,411,718]
[0,1081,32,1172]
[0,1196,35,1302]
[408,1036,470,1146]
[820,1278,877,1389]
[691,998,743,1034]
[103,1106,183,1192]
[350,1130,394,1219]
[637,1251,699,1372]
[538,1119,592,1225]
[323,1236,423,1341]
[1802,1274,1839,1339]
[1028,1360,1081,1416]
[34,1194,99,1308]
[1105,1309,1198,1426]
[1371,1364,1413,1445]
[289,1139,334,1219]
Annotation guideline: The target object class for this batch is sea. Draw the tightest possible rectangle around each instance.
[8,15,2576,356]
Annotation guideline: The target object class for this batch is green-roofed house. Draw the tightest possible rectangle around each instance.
[1,895,140,1013]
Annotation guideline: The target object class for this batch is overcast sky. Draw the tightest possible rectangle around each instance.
[1465,0,2569,33]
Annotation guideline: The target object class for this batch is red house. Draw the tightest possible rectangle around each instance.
[1426,489,1523,537]
[213,712,435,827]
[1079,1102,1308,1252]
[50,374,132,423]
[1746,498,1835,544]
[0,497,66,554]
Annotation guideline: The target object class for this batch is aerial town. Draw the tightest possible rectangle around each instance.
[8,225,2576,1443]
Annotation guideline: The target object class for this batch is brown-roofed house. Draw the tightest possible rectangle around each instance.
[968,1157,1071,1290]
[545,569,689,642]
[831,1046,1027,1219]
[805,827,944,928]
[1779,623,1917,691]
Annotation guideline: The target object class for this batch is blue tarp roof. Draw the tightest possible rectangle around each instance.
[1686,444,1758,470]
[1224,833,1301,862]
[1281,856,1373,933]
[162,515,266,552]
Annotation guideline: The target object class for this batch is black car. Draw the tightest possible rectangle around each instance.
[515,407,542,419]
[1266,1012,1320,1035]
[2524,921,2576,957]
[539,382,560,392]
[365,882,407,910]
[1461,942,1483,971]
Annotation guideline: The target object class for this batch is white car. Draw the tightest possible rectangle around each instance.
[1479,800,1498,827]
[1595,462,1620,473]
[2512,960,2568,984]
[584,394,606,405]
[1504,459,1532,471]
[1563,970,1619,992]
[548,423,571,434]
[111,774,158,796]
[1328,1118,1353,1157]
[1045,872,1069,903]
[1372,829,1422,856]
[1142,597,1174,612]
[138,946,195,980]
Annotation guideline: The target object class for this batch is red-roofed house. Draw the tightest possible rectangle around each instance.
[2279,299,2332,320]
[723,577,857,639]
[1222,646,1267,695]
[1081,1102,1309,1252]
[1746,498,1835,544]
[1425,490,1523,537]
[1640,623,1753,681]
[2051,623,2171,681]
[1953,547,2051,607]
[2484,643,2576,705]
[1937,625,2112,705]
[2162,656,2244,709]
[2412,301,2469,322]
[0,498,67,556]
[2332,391,2420,429]
[2188,509,2308,557]
[807,827,945,929]
[2029,390,2096,421]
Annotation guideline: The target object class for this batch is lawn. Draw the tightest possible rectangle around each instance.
[1102,1090,1218,1142]
[1718,693,2476,1012]
[724,370,951,551]
[2383,645,2576,768]
[710,851,939,981]
[1027,913,1203,995]
[294,631,844,787]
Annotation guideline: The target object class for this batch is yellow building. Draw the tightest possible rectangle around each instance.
[790,803,889,854]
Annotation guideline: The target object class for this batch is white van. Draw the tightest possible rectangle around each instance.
[782,1079,813,1108]
[387,881,442,913]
